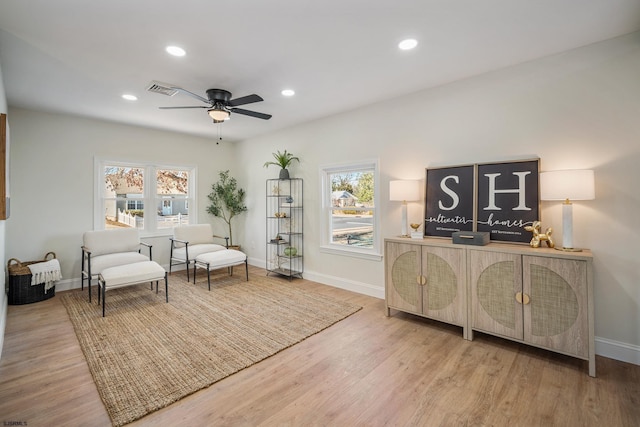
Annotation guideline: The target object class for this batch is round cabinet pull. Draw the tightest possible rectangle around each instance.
[515,292,531,305]
[416,275,426,286]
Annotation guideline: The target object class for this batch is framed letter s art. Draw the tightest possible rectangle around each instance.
[425,164,474,238]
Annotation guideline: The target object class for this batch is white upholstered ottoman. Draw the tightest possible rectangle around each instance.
[98,261,167,316]
[193,249,248,290]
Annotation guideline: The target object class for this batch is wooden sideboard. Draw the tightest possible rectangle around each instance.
[384,237,595,377]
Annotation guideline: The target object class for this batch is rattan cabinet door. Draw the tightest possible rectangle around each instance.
[523,256,589,358]
[421,246,465,327]
[469,249,523,341]
[386,242,423,314]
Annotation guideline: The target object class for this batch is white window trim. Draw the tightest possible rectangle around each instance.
[94,157,197,237]
[319,159,382,261]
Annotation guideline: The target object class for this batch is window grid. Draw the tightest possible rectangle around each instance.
[96,159,196,235]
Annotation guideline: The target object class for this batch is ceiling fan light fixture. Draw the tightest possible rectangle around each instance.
[208,108,230,121]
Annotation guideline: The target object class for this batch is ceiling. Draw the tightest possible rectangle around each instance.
[1,1,640,143]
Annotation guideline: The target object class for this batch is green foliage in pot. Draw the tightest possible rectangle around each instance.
[263,149,300,171]
[206,170,247,246]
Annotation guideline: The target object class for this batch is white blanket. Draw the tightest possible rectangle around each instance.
[28,259,62,292]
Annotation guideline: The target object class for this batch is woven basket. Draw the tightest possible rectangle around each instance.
[7,252,57,305]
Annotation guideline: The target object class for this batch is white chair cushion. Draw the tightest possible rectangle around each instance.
[84,228,141,256]
[172,244,226,261]
[100,261,165,290]
[173,224,215,247]
[89,252,149,277]
[195,249,246,270]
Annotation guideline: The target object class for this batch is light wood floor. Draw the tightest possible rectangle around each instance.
[1,266,639,427]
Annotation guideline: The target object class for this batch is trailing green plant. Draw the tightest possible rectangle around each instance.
[206,170,247,246]
[263,149,300,170]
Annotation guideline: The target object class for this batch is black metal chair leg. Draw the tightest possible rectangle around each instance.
[207,263,211,291]
[245,259,249,281]
[165,272,168,302]
[102,284,106,317]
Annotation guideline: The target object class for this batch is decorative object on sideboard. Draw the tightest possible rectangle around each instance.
[263,149,300,179]
[451,231,490,246]
[540,169,595,252]
[389,180,420,237]
[524,221,555,248]
[410,223,423,239]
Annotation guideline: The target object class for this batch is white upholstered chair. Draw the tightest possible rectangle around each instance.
[169,224,227,281]
[81,228,152,302]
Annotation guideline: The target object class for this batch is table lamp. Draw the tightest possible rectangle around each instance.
[390,180,420,237]
[540,169,595,251]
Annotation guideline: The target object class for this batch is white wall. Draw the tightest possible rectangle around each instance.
[0,60,8,358]
[5,109,239,289]
[236,32,640,363]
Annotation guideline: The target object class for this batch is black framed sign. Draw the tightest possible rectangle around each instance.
[425,165,474,237]
[424,158,539,243]
[476,159,539,243]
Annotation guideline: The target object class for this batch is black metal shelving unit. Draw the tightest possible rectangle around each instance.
[266,178,303,279]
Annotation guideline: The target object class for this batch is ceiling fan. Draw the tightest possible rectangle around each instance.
[158,87,272,123]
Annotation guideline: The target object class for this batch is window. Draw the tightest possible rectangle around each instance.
[126,199,144,210]
[320,160,381,260]
[96,159,196,235]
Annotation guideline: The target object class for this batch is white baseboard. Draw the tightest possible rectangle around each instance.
[247,256,384,299]
[302,270,384,299]
[595,337,640,366]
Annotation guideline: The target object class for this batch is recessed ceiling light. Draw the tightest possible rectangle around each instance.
[281,89,295,97]
[122,94,138,101]
[166,45,186,57]
[398,39,418,50]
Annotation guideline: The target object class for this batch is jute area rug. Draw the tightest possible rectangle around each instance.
[61,270,361,426]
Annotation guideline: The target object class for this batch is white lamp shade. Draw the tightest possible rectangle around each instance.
[540,169,595,250]
[389,180,420,202]
[540,170,595,201]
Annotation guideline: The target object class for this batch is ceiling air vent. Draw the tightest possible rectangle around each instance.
[146,81,178,96]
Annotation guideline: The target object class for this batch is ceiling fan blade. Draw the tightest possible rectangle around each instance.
[172,87,211,104]
[159,106,209,109]
[228,94,263,107]
[231,107,272,120]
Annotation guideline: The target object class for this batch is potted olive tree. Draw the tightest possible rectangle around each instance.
[206,170,247,248]
[263,149,300,179]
